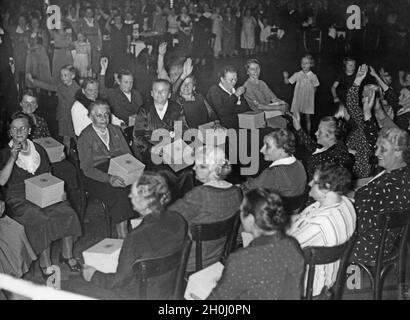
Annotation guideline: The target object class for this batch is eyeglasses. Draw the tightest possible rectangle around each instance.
[10,126,29,134]
[21,101,37,108]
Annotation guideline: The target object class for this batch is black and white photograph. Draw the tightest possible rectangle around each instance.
[0,0,409,304]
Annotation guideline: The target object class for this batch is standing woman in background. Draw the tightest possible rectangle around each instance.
[241,8,257,56]
[78,6,103,77]
[222,7,237,58]
[51,20,74,84]
[10,14,30,88]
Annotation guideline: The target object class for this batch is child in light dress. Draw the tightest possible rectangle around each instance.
[258,17,273,53]
[72,32,91,78]
[284,55,320,134]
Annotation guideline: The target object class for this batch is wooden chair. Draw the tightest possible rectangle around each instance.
[67,142,112,237]
[303,232,357,300]
[190,212,240,272]
[132,237,192,300]
[351,210,410,300]
[282,187,309,215]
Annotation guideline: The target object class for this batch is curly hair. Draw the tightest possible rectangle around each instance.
[245,58,261,72]
[265,128,296,155]
[195,145,232,180]
[242,189,289,233]
[81,77,99,90]
[378,127,410,164]
[315,163,352,195]
[132,171,172,215]
[321,116,348,142]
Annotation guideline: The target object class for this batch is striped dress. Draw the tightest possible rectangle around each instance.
[287,196,357,297]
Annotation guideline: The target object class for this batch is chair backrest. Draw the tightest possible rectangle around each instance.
[302,232,357,300]
[282,192,308,215]
[190,211,240,271]
[132,236,192,300]
[375,210,410,280]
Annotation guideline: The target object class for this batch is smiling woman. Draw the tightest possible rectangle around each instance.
[352,127,410,265]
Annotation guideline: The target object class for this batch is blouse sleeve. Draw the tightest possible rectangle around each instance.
[345,84,364,126]
[288,72,298,85]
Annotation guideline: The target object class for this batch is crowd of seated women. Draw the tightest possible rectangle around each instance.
[1,44,410,300]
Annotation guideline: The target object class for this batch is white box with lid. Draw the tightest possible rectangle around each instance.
[82,238,124,274]
[25,173,65,208]
[33,137,65,163]
[184,262,224,300]
[108,153,145,186]
[238,111,265,129]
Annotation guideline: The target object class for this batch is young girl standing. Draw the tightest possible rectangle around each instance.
[73,32,91,78]
[284,55,320,134]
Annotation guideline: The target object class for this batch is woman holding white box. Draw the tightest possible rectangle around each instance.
[0,113,82,280]
[243,59,288,129]
[67,172,188,300]
[77,101,135,239]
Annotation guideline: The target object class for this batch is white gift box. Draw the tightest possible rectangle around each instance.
[238,112,265,129]
[241,232,254,248]
[33,137,65,163]
[184,262,224,300]
[108,154,145,186]
[82,238,124,274]
[25,173,64,208]
[161,139,195,172]
[128,114,137,127]
[264,110,283,119]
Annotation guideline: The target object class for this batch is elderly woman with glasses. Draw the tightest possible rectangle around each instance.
[208,189,304,300]
[77,100,135,239]
[67,172,188,300]
[0,112,82,280]
[351,127,410,265]
[169,145,243,271]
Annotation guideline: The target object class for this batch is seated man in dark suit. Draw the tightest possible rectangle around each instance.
[132,79,194,201]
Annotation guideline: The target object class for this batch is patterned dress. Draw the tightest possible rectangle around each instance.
[352,166,410,264]
[345,84,372,178]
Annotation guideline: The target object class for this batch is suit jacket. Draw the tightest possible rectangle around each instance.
[99,75,144,123]
[77,124,132,183]
[132,100,188,155]
[206,84,250,130]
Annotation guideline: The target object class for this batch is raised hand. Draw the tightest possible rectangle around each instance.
[158,42,167,55]
[10,142,22,161]
[283,71,289,79]
[182,58,193,79]
[363,89,376,118]
[369,66,378,78]
[100,57,109,72]
[354,64,368,86]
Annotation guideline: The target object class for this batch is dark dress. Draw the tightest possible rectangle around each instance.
[176,93,210,128]
[335,72,355,105]
[77,124,135,224]
[65,210,188,300]
[352,166,410,264]
[296,128,353,180]
[208,233,304,300]
[0,143,82,255]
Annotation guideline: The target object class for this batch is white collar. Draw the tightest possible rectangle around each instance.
[9,139,40,175]
[123,91,132,102]
[92,125,110,149]
[204,180,233,189]
[155,101,168,120]
[302,70,313,76]
[269,156,296,168]
[219,82,235,96]
[84,18,94,27]
[312,146,329,155]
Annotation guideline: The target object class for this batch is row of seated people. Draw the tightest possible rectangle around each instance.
[1,58,410,299]
[1,98,409,299]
